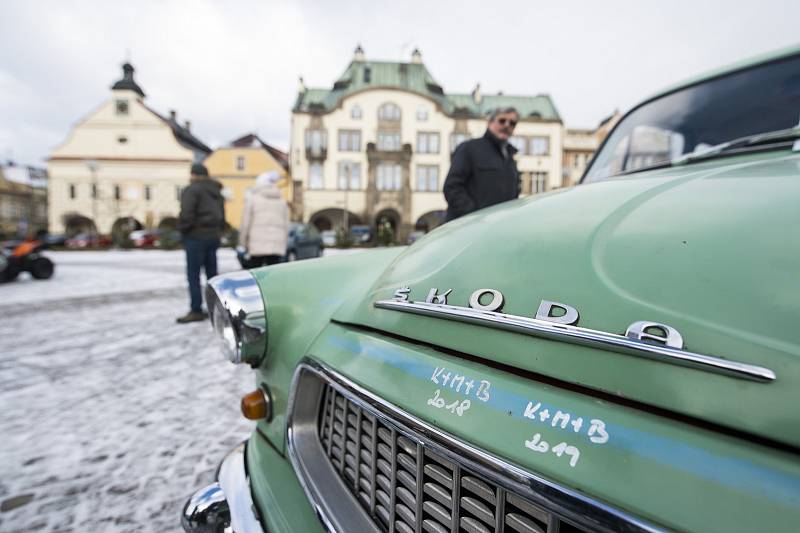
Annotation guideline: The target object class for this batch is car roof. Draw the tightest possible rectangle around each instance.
[640,44,800,105]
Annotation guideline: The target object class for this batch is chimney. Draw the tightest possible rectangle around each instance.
[169,110,177,122]
[184,120,191,132]
[298,76,306,93]
[472,83,482,105]
[353,43,365,62]
[411,48,422,64]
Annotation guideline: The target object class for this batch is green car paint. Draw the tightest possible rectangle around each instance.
[334,150,800,449]
[239,53,800,531]
[302,323,800,532]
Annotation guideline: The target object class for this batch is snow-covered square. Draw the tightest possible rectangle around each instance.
[0,248,357,532]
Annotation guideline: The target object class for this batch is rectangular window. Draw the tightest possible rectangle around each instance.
[531,136,550,156]
[236,156,245,170]
[509,136,527,155]
[91,183,97,199]
[305,129,328,156]
[308,163,324,190]
[532,172,548,194]
[376,163,402,191]
[416,165,439,191]
[114,185,121,200]
[337,161,361,190]
[450,132,470,153]
[338,130,361,152]
[377,132,401,151]
[416,132,440,154]
[144,185,152,201]
[69,184,76,199]
[115,99,129,115]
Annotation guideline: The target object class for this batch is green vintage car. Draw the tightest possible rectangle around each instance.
[182,47,800,533]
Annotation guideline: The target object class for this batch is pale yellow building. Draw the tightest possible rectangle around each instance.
[0,163,48,238]
[291,46,564,241]
[48,62,210,235]
[203,134,292,229]
[562,110,622,187]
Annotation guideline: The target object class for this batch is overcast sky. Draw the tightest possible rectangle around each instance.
[1,0,798,166]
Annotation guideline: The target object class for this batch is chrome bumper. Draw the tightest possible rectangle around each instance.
[181,443,264,533]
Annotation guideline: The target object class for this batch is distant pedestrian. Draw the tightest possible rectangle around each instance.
[443,107,521,221]
[239,171,289,268]
[176,163,225,324]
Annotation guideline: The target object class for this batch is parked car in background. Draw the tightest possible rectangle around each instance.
[286,223,323,261]
[45,234,69,247]
[65,233,111,249]
[349,224,372,244]
[320,230,336,248]
[185,47,800,533]
[129,229,158,248]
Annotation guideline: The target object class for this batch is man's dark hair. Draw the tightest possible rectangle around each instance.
[488,107,519,121]
[191,163,209,176]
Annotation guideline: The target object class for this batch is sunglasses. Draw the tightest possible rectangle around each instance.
[496,118,518,127]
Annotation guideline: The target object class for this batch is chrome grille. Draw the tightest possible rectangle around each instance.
[318,384,589,533]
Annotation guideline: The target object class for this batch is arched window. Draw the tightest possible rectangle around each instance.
[378,103,401,121]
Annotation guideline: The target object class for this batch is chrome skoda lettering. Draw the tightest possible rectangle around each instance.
[426,287,452,305]
[625,321,683,349]
[374,286,777,382]
[535,300,580,326]
[468,289,504,312]
[393,286,410,302]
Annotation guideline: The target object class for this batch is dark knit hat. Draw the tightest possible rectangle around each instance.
[190,163,209,176]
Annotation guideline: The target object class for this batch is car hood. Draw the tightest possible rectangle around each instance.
[334,151,800,448]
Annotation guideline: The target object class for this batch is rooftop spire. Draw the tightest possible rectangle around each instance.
[353,43,365,62]
[411,47,422,64]
[111,62,145,98]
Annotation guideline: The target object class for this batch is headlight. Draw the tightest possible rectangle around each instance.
[205,270,267,365]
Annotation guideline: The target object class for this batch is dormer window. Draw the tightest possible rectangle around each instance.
[378,103,401,121]
[115,99,129,116]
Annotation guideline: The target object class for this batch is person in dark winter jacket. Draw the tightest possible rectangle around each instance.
[443,107,520,222]
[176,163,226,323]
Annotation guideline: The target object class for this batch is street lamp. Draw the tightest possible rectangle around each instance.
[85,159,99,235]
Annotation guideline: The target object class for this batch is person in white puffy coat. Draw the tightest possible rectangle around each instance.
[239,171,289,267]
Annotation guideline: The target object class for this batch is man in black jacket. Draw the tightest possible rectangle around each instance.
[176,163,226,323]
[443,107,520,221]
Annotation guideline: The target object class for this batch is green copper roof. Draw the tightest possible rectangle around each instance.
[294,59,561,121]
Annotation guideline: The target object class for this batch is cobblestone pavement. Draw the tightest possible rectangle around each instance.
[0,250,258,532]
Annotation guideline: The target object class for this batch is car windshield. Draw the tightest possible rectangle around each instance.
[584,53,800,183]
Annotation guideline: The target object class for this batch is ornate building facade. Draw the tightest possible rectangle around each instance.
[47,63,210,236]
[290,46,564,241]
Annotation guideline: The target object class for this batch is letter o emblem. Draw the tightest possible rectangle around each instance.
[469,289,504,312]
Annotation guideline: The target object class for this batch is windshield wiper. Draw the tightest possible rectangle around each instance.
[673,126,800,165]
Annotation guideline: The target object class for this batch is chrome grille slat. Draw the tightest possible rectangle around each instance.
[316,382,599,533]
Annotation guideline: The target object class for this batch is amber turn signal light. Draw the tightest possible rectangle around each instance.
[241,387,271,421]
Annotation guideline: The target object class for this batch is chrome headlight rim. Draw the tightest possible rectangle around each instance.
[206,270,267,366]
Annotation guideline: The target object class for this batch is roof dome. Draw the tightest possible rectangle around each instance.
[111,62,145,97]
